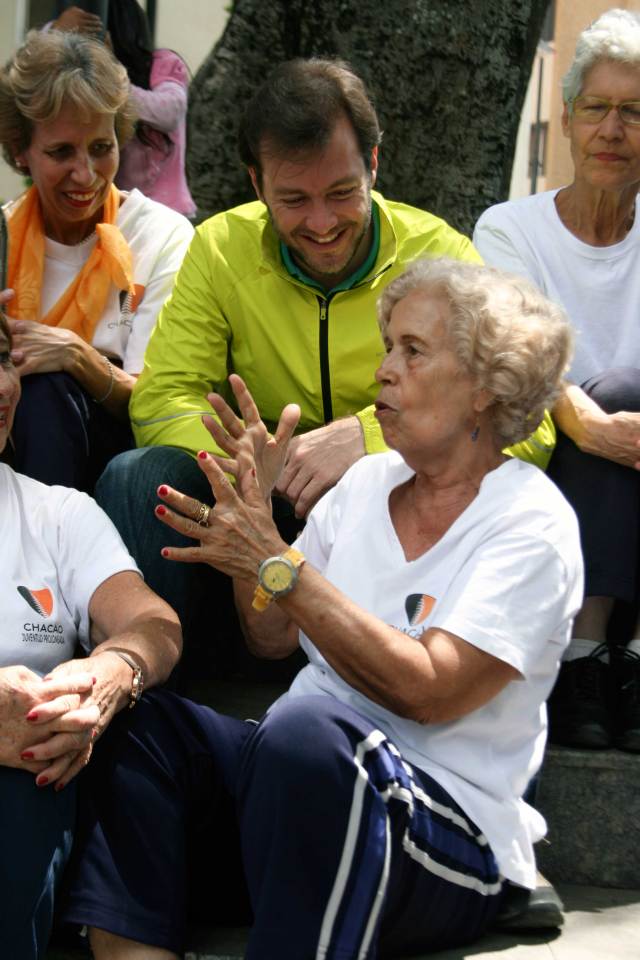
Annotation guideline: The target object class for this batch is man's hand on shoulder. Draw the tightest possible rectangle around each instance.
[275,416,365,518]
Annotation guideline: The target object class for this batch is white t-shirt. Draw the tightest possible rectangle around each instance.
[285,452,583,887]
[473,190,640,385]
[0,464,140,674]
[39,188,194,374]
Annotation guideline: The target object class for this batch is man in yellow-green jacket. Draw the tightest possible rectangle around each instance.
[96,57,554,677]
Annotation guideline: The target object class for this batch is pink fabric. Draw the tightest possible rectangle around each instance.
[116,49,196,218]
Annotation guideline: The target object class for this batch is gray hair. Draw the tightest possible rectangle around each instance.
[377,259,573,450]
[0,29,135,172]
[562,8,640,104]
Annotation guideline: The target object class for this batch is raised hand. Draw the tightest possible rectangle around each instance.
[274,416,366,518]
[203,373,300,501]
[156,449,287,581]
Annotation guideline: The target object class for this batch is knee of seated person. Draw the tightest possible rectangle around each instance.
[95,446,179,506]
[584,367,640,414]
[253,696,366,771]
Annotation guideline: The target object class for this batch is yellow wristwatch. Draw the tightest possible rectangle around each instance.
[252,548,305,611]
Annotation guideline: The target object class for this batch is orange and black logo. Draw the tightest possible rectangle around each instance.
[17,586,54,618]
[405,593,436,626]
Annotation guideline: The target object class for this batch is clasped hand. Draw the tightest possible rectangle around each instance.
[0,664,99,788]
[155,374,301,580]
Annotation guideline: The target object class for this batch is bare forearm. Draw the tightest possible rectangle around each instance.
[233,577,298,659]
[65,338,136,420]
[553,382,640,467]
[552,383,607,452]
[278,566,441,718]
[91,615,182,689]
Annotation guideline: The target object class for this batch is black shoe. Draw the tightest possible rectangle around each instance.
[493,873,564,931]
[614,645,640,753]
[547,644,611,749]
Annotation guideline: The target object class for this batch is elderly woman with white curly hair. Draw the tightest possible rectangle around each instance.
[475,8,640,753]
[62,258,582,959]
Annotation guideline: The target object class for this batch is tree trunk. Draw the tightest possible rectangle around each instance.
[187,0,550,236]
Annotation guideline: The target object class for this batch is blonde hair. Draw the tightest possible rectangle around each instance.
[0,29,135,171]
[377,258,573,449]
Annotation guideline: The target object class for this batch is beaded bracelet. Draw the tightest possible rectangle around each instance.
[93,354,114,404]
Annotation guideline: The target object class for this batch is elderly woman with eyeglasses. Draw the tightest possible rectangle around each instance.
[474,8,640,754]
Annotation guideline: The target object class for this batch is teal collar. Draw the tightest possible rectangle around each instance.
[280,202,380,294]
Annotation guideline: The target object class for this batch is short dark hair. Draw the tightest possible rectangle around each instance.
[238,58,381,181]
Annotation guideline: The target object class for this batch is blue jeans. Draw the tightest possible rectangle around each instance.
[0,767,76,959]
[96,446,304,683]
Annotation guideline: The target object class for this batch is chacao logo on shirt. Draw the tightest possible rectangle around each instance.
[392,593,437,638]
[17,586,65,644]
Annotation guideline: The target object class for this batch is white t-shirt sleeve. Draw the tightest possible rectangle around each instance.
[431,529,575,679]
[121,215,194,373]
[55,490,140,649]
[294,483,346,574]
[473,210,538,286]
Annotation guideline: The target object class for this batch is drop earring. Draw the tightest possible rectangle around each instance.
[471,422,480,442]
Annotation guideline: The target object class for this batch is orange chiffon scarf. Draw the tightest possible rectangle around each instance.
[6,184,134,344]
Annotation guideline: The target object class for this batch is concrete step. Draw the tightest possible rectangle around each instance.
[537,743,640,888]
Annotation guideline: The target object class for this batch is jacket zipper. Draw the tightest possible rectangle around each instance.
[317,296,333,424]
[315,263,391,426]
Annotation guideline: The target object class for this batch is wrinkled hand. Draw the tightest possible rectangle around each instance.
[0,665,96,785]
[156,447,287,582]
[203,374,300,501]
[580,410,640,469]
[52,6,103,34]
[274,417,365,518]
[31,650,132,787]
[8,318,82,377]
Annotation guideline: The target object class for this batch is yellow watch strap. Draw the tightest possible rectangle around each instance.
[251,548,305,612]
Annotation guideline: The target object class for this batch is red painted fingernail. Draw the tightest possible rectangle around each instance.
[92,676,97,684]
[55,782,66,792]
[161,548,170,558]
[156,505,167,516]
[158,485,169,496]
[21,751,34,760]
[26,712,39,722]
[198,450,208,460]
[92,728,98,739]
[36,775,49,787]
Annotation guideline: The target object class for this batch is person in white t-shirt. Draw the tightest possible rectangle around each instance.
[474,9,640,753]
[0,28,193,492]
[0,305,182,959]
[62,259,582,960]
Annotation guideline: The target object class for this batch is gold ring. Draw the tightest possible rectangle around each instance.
[196,502,211,527]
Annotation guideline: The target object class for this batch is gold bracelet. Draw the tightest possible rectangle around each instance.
[93,355,115,404]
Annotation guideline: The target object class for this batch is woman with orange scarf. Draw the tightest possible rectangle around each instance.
[0,29,193,491]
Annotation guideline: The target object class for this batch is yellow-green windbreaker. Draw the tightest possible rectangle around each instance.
[130,191,554,467]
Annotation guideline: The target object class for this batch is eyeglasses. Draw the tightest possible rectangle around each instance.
[570,96,640,126]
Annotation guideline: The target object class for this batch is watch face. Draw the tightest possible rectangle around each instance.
[261,558,294,594]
